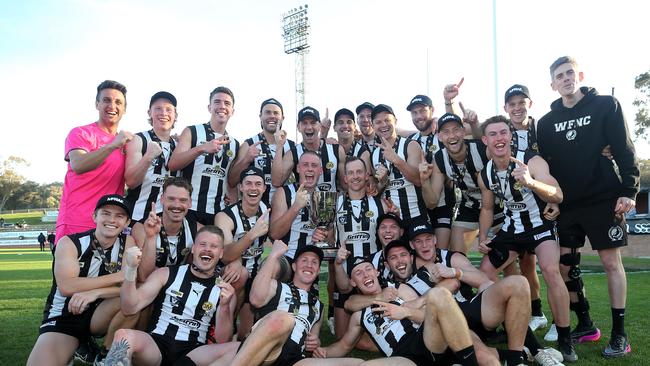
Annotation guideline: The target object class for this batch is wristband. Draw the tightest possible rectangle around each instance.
[125,265,138,282]
[445,100,454,106]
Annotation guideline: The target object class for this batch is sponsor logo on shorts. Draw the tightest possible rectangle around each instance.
[533,230,552,241]
[608,225,624,241]
[170,316,201,330]
[41,321,56,328]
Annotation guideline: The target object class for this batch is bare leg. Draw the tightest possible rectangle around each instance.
[435,227,451,250]
[214,310,294,366]
[27,332,79,366]
[334,307,350,340]
[480,276,530,351]
[536,241,570,328]
[422,287,473,353]
[359,357,416,365]
[187,341,240,366]
[237,303,254,340]
[598,247,626,308]
[519,253,541,302]
[103,329,162,366]
[449,226,478,253]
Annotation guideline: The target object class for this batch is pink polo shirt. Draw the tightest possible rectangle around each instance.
[55,123,126,241]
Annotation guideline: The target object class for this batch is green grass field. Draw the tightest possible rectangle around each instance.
[1,248,648,366]
[0,211,50,226]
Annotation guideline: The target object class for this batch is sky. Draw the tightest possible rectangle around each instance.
[1,0,649,184]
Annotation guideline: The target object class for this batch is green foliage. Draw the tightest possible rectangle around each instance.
[0,156,29,212]
[3,181,62,210]
[633,71,650,140]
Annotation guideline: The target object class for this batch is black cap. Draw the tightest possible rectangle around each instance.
[383,239,413,257]
[298,106,320,122]
[407,220,434,240]
[239,166,265,183]
[334,108,355,123]
[260,98,283,114]
[376,212,403,229]
[294,245,324,263]
[355,102,375,115]
[348,256,374,277]
[371,104,395,120]
[504,84,531,104]
[406,94,433,111]
[149,91,177,108]
[95,194,131,217]
[437,113,463,130]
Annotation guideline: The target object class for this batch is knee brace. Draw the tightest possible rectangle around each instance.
[561,250,589,310]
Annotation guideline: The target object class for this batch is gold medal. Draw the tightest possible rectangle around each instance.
[365,211,374,218]
[181,248,190,257]
[105,262,118,273]
[513,182,523,191]
[326,161,335,170]
[214,276,223,286]
[226,150,234,157]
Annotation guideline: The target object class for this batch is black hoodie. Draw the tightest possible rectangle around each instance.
[537,87,639,210]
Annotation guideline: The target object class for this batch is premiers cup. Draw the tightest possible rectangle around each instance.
[309,191,339,259]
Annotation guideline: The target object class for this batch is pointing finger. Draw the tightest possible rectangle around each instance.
[509,156,525,166]
[458,101,467,115]
[456,77,464,89]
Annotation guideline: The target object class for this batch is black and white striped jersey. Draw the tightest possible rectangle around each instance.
[348,139,369,159]
[148,264,222,344]
[155,217,198,268]
[510,117,538,154]
[408,131,442,164]
[402,267,436,296]
[125,130,177,222]
[244,133,296,205]
[41,230,125,323]
[255,281,322,354]
[372,136,426,221]
[222,200,269,277]
[281,184,315,260]
[360,297,420,357]
[434,139,487,210]
[368,250,391,285]
[336,194,384,259]
[481,151,550,234]
[291,140,339,192]
[180,123,239,215]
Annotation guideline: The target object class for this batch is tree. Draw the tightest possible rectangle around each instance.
[633,71,650,140]
[0,156,29,212]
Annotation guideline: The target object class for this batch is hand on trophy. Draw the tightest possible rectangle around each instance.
[312,227,329,243]
[335,243,351,265]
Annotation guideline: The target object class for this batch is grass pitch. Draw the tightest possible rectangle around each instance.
[1,248,648,365]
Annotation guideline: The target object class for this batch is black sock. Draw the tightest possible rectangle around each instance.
[455,345,479,366]
[524,327,542,356]
[502,349,525,365]
[612,308,626,337]
[557,325,571,345]
[328,305,334,318]
[531,298,543,316]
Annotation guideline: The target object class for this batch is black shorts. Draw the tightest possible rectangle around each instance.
[557,199,627,250]
[187,210,217,226]
[488,224,557,269]
[429,206,452,229]
[39,301,102,342]
[453,206,504,229]
[270,339,305,366]
[150,333,201,366]
[393,327,457,365]
[457,291,495,340]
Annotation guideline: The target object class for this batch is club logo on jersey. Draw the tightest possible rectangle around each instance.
[428,144,438,152]
[256,156,268,168]
[338,215,348,225]
[202,166,226,178]
[347,232,371,242]
[170,316,201,330]
[387,179,405,190]
[201,301,214,312]
[325,161,335,170]
[565,130,577,141]
[227,149,234,158]
[553,116,591,132]
[507,202,527,212]
[317,183,332,191]
[608,225,624,241]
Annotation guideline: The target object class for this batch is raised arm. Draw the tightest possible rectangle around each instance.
[269,185,308,241]
[132,204,161,281]
[220,209,270,263]
[249,240,285,308]
[270,130,294,187]
[419,161,445,209]
[120,246,168,315]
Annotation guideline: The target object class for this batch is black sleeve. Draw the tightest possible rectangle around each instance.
[607,97,640,199]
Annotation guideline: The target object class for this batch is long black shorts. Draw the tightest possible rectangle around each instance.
[39,301,102,342]
[557,199,627,250]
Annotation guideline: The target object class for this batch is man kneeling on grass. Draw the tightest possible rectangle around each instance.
[27,195,138,366]
[103,226,239,366]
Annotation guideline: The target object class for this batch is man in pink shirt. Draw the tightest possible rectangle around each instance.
[56,80,134,241]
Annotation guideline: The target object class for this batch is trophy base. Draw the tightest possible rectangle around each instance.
[314,242,338,260]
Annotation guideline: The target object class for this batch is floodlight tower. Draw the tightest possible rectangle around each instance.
[282,4,310,133]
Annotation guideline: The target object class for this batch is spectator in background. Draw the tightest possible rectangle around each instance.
[47,231,56,252]
[37,232,46,251]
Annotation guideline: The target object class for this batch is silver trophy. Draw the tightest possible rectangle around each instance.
[309,191,339,260]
